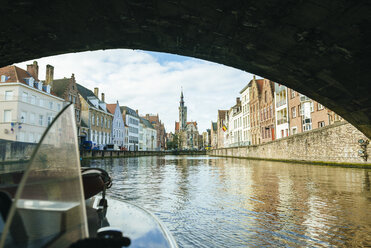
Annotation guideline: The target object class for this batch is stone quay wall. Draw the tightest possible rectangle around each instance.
[0,139,36,163]
[208,122,371,166]
[81,150,206,159]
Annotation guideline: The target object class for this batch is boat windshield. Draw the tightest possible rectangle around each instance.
[0,104,88,248]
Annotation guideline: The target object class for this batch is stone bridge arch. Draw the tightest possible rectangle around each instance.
[1,1,370,137]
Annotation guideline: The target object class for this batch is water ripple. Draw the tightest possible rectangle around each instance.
[84,156,371,247]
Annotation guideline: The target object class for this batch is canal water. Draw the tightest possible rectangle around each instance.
[83,156,371,247]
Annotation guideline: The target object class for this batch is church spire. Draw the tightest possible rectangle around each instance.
[180,87,184,104]
[179,87,187,130]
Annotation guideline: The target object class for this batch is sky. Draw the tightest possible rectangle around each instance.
[15,49,256,133]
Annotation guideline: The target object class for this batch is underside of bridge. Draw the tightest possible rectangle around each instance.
[0,1,370,137]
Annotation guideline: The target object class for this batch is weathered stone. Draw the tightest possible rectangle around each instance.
[209,122,371,166]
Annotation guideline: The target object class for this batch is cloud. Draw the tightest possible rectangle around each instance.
[15,49,254,132]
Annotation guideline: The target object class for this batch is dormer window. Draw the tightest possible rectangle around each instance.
[36,81,43,90]
[43,85,51,93]
[29,77,34,87]
[1,75,7,82]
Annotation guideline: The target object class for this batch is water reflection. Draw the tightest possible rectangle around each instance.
[85,156,371,247]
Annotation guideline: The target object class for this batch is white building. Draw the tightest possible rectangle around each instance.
[120,106,139,151]
[227,98,243,147]
[0,63,65,143]
[240,83,251,145]
[139,117,157,151]
[107,101,126,148]
[275,83,289,139]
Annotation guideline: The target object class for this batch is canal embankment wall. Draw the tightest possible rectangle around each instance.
[208,122,371,167]
[81,150,207,159]
[0,139,36,163]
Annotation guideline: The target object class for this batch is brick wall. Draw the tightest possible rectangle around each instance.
[209,121,371,165]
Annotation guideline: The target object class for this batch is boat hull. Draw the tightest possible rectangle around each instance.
[87,197,178,248]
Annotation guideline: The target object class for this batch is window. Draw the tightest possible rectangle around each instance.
[76,110,80,122]
[49,101,54,110]
[39,98,43,107]
[47,116,53,125]
[310,101,314,112]
[31,95,36,104]
[299,105,303,116]
[57,103,61,111]
[73,96,76,104]
[1,75,7,82]
[69,94,72,102]
[291,107,296,118]
[318,103,324,110]
[291,90,295,98]
[22,92,28,102]
[5,91,13,100]
[39,115,43,126]
[318,121,325,128]
[265,91,267,103]
[97,116,99,126]
[30,113,35,124]
[3,110,11,122]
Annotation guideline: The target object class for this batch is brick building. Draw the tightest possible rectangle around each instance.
[249,77,264,145]
[259,79,275,143]
[51,72,82,140]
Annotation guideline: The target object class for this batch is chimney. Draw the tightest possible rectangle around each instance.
[136,110,139,114]
[101,93,105,102]
[27,61,39,80]
[94,87,99,97]
[236,97,241,104]
[45,64,54,86]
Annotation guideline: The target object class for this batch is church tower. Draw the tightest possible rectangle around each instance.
[179,89,187,130]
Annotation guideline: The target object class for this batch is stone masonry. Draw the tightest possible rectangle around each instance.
[209,121,371,165]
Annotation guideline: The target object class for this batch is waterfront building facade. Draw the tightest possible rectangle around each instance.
[0,63,64,143]
[240,83,251,145]
[120,106,139,151]
[77,85,113,148]
[139,117,157,151]
[288,89,335,135]
[142,114,166,150]
[249,77,263,145]
[107,102,126,149]
[210,122,217,149]
[274,83,289,139]
[51,72,82,140]
[216,110,227,148]
[259,79,275,143]
[229,98,243,147]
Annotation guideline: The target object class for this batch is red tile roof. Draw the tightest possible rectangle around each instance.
[0,65,58,96]
[106,103,117,114]
[187,121,197,127]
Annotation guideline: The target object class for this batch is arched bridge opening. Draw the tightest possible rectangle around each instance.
[0,1,370,137]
